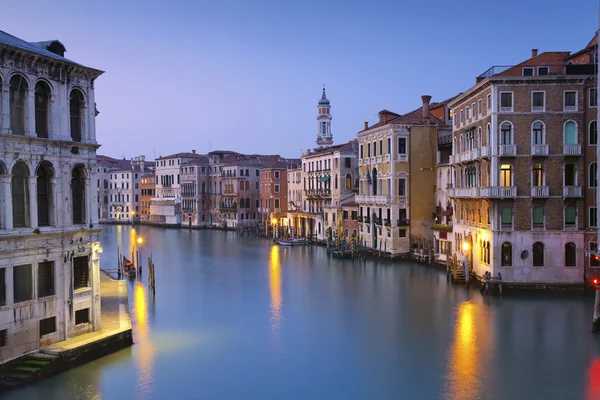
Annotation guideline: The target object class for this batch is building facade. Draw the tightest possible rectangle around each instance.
[447,45,597,283]
[0,32,103,361]
[140,173,155,221]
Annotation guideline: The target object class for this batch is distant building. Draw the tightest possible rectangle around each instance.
[140,173,155,221]
[180,156,211,227]
[0,31,103,361]
[259,159,300,234]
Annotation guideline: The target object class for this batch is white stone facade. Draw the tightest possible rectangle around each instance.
[0,34,103,361]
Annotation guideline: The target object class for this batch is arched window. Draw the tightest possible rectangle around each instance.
[37,162,54,226]
[533,242,544,266]
[453,137,457,155]
[486,242,491,264]
[201,181,206,195]
[565,242,576,267]
[532,163,544,186]
[486,123,491,145]
[12,162,30,227]
[477,127,482,149]
[10,75,28,136]
[71,166,86,224]
[346,173,352,189]
[590,163,597,188]
[532,206,545,229]
[372,168,378,195]
[589,120,597,145]
[565,206,576,228]
[532,121,544,145]
[246,198,250,209]
[334,174,338,190]
[500,122,512,145]
[69,90,84,142]
[564,121,577,145]
[459,135,464,152]
[245,181,249,191]
[501,242,512,266]
[35,81,50,138]
[564,163,577,186]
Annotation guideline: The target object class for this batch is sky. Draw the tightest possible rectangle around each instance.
[3,0,597,160]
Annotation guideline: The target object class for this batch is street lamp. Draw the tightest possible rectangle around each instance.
[131,210,136,226]
[136,236,144,273]
[271,218,278,240]
[462,242,469,252]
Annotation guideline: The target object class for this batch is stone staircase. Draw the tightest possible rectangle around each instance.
[0,352,58,392]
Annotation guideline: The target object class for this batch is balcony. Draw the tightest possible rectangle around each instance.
[531,186,549,197]
[358,159,363,166]
[397,218,409,227]
[373,217,382,225]
[450,187,480,198]
[563,186,582,197]
[480,186,517,198]
[384,154,391,162]
[364,216,371,224]
[219,206,237,212]
[357,216,363,222]
[563,144,582,156]
[480,146,491,158]
[370,157,376,164]
[384,218,391,227]
[365,158,370,165]
[274,208,281,214]
[377,155,382,163]
[356,195,391,204]
[305,189,332,199]
[531,144,548,156]
[498,144,517,156]
[398,154,408,162]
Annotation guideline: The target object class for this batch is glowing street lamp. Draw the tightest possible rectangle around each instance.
[462,242,470,252]
[136,236,144,273]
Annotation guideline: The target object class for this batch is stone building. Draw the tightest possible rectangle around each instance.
[140,172,155,221]
[356,96,452,256]
[259,159,300,234]
[0,31,103,361]
[180,155,211,227]
[447,43,597,284]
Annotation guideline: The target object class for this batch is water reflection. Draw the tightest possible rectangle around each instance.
[587,356,600,400]
[269,246,282,333]
[134,282,155,398]
[444,301,483,400]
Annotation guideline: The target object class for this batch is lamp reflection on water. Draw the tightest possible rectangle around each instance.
[444,301,483,400]
[134,282,155,397]
[269,246,282,333]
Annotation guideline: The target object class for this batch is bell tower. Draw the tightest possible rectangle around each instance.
[316,87,333,148]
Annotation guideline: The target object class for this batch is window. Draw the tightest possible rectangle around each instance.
[73,256,89,290]
[360,145,363,158]
[9,75,27,136]
[35,81,50,138]
[477,99,482,116]
[590,88,598,108]
[399,229,407,238]
[75,308,90,325]
[500,92,513,112]
[564,121,577,144]
[460,110,464,124]
[398,178,406,196]
[533,206,544,228]
[76,171,95,223]
[533,242,544,267]
[346,173,352,189]
[532,163,543,186]
[37,162,53,226]
[274,171,280,179]
[466,107,470,121]
[538,66,549,76]
[38,261,55,298]
[379,140,382,155]
[564,206,577,228]
[487,94,491,112]
[39,317,56,337]
[12,162,30,227]
[532,121,544,145]
[564,163,576,186]
[274,184,280,193]
[0,330,6,347]
[70,90,84,142]
[13,264,33,303]
[0,269,5,306]
[274,199,280,209]
[367,143,371,157]
[532,91,545,112]
[500,164,512,186]
[590,121,598,145]
[501,242,512,266]
[564,91,577,111]
[398,138,406,154]
[590,163,597,188]
[522,67,534,76]
[500,122,512,145]
[345,158,351,168]
[591,207,598,227]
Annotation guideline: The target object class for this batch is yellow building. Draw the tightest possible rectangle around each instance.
[356,96,453,256]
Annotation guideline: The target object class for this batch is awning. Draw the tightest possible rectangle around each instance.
[440,207,453,216]
[319,176,330,182]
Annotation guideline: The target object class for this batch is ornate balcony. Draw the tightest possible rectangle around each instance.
[398,154,408,162]
[384,154,391,162]
[450,187,480,198]
[531,186,549,197]
[480,186,517,198]
[531,144,548,156]
[356,195,391,204]
[397,218,409,226]
[563,186,582,197]
[376,155,382,163]
[563,144,582,156]
[498,144,517,156]
[480,146,491,158]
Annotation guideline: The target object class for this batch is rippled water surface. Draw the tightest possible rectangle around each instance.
[6,225,600,400]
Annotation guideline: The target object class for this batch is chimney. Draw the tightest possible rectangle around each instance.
[139,155,145,172]
[192,149,196,154]
[421,95,432,119]
[531,49,538,58]
[364,121,369,130]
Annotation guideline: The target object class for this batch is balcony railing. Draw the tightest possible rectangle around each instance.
[563,186,582,197]
[450,187,480,198]
[498,144,517,156]
[357,216,363,222]
[564,105,577,112]
[531,105,545,112]
[531,186,549,197]
[563,144,582,155]
[384,154,391,162]
[397,219,409,226]
[480,186,517,198]
[531,144,548,156]
[480,146,491,158]
[358,159,363,166]
[274,208,281,214]
[356,195,391,204]
[377,155,382,163]
[398,154,408,162]
[384,218,391,227]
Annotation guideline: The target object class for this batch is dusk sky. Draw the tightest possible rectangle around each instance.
[4,1,597,160]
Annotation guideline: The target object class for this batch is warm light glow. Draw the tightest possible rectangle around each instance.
[271,218,278,225]
[134,282,155,395]
[594,278,598,285]
[132,211,135,215]
[137,237,144,245]
[269,245,282,335]
[462,242,470,252]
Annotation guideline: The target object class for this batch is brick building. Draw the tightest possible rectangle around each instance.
[140,173,155,221]
[447,41,597,284]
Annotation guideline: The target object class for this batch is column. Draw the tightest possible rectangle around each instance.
[29,176,38,228]
[51,178,60,227]
[1,83,9,134]
[26,89,36,137]
[85,177,92,226]
[1,176,12,229]
[87,83,96,144]
[49,94,57,140]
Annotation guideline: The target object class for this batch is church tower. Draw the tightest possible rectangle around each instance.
[316,88,333,148]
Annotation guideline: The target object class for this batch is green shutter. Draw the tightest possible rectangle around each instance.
[533,207,544,224]
[565,206,576,224]
[501,207,512,224]
[565,122,577,144]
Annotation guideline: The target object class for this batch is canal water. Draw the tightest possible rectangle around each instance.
[4,225,600,399]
